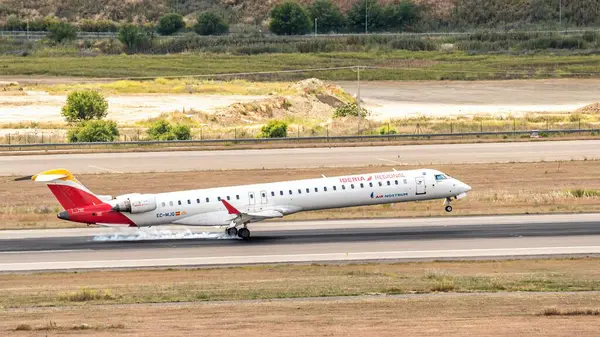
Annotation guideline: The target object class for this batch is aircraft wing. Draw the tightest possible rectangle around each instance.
[221,200,283,223]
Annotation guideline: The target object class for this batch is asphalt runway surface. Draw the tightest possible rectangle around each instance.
[2,140,600,176]
[1,214,599,271]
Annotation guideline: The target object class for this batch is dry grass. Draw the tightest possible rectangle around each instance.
[1,258,600,309]
[541,307,600,316]
[2,160,600,230]
[1,292,600,337]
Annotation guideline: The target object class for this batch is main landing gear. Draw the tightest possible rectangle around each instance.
[225,225,251,240]
[444,197,453,213]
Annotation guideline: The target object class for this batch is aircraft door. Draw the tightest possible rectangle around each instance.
[259,190,268,210]
[248,192,256,212]
[415,177,426,195]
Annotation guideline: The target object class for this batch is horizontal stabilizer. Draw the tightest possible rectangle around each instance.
[33,173,68,182]
[13,175,33,181]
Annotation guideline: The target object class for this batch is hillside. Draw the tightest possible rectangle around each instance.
[0,0,598,29]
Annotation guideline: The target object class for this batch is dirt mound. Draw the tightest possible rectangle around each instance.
[213,78,354,124]
[575,102,600,114]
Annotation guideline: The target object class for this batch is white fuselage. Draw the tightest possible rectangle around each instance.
[117,168,471,228]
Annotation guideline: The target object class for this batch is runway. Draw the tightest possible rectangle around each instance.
[1,214,599,272]
[1,140,600,175]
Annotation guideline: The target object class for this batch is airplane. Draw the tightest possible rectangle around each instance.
[16,168,471,239]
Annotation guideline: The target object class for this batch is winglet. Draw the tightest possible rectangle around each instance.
[221,199,241,215]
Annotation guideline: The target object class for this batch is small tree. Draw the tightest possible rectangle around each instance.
[67,120,119,143]
[118,24,144,51]
[308,0,346,34]
[157,13,185,35]
[61,90,109,123]
[194,11,229,35]
[347,0,385,33]
[48,22,77,43]
[261,120,288,138]
[147,120,192,140]
[269,1,312,35]
[384,0,420,31]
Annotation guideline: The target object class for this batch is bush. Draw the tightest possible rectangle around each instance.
[48,22,77,43]
[379,126,397,135]
[384,0,420,31]
[147,120,192,140]
[61,90,109,123]
[261,120,288,138]
[67,120,119,143]
[333,103,369,118]
[194,12,229,36]
[157,13,185,36]
[308,0,346,33]
[78,19,118,32]
[269,1,312,35]
[118,24,151,52]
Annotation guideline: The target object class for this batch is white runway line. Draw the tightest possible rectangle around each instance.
[376,158,409,165]
[88,165,123,174]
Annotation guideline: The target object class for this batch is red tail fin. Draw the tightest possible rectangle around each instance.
[31,169,102,210]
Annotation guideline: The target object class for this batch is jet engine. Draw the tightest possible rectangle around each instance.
[112,194,157,214]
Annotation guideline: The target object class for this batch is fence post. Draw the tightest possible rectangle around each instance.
[326,127,329,142]
[7,133,10,145]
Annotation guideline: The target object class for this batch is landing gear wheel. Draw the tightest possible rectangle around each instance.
[226,227,238,236]
[238,228,251,240]
[445,205,453,213]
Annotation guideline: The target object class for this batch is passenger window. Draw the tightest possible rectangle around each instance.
[187,200,191,204]
[196,199,200,204]
[306,188,310,193]
[342,185,346,190]
[161,202,166,207]
[403,179,408,184]
[206,197,209,202]
[298,189,302,194]
[395,180,398,185]
[178,200,182,205]
[360,183,364,188]
[217,197,221,201]
[387,181,391,186]
[237,195,240,200]
[369,182,373,187]
[351,184,355,189]
[378,182,382,187]
[324,187,328,191]
[315,187,318,192]
[289,190,292,195]
[271,192,275,197]
[169,201,173,206]
[262,193,266,198]
[250,194,253,199]
[333,186,336,191]
[280,191,284,196]
[227,196,231,201]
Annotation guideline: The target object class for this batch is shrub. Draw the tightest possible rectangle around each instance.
[333,103,368,118]
[308,0,346,34]
[379,126,397,135]
[384,0,420,31]
[118,24,151,52]
[48,22,77,43]
[147,120,192,140]
[269,1,312,35]
[194,12,229,36]
[61,90,109,123]
[78,19,118,32]
[157,13,185,36]
[261,120,288,138]
[67,120,119,143]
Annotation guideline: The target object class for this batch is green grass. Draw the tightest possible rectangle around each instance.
[3,51,600,80]
[2,258,600,309]
[569,189,600,198]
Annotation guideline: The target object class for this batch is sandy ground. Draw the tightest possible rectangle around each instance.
[1,293,600,336]
[1,78,598,124]
[0,91,265,123]
[338,78,600,120]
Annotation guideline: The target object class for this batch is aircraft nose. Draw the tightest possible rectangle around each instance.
[57,211,69,220]
[462,182,472,193]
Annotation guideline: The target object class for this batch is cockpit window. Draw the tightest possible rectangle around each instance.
[435,174,447,180]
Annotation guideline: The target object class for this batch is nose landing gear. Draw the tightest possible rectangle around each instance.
[444,197,453,213]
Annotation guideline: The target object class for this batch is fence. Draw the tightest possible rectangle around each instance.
[1,28,599,41]
[1,128,598,151]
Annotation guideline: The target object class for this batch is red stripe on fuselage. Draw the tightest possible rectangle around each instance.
[48,184,102,209]
[66,203,136,226]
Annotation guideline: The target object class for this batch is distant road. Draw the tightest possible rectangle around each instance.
[1,140,599,176]
[1,214,599,271]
